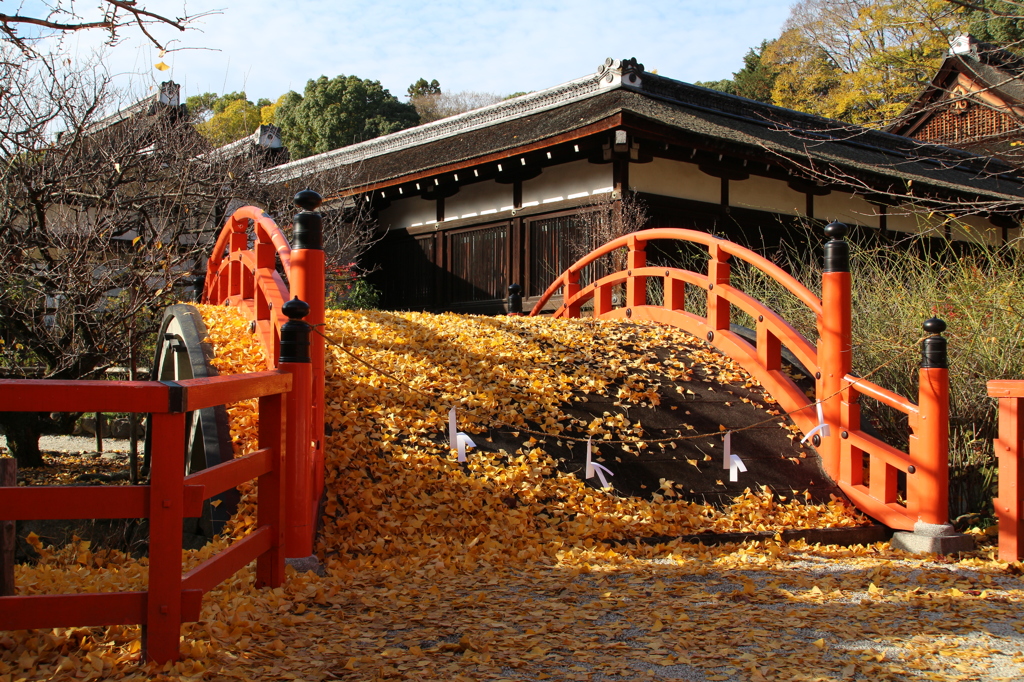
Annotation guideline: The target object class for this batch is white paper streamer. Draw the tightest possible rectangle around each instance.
[800,402,832,444]
[448,407,475,462]
[456,432,476,463]
[723,431,732,470]
[729,454,747,482]
[585,437,615,489]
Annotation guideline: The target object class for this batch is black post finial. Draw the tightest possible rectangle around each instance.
[823,221,850,273]
[293,190,323,251]
[279,297,312,363]
[921,317,948,369]
[508,283,523,315]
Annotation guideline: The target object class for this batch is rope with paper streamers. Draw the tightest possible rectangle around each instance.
[315,325,926,451]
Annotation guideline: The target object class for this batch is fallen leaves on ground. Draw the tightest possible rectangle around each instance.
[3,308,1022,682]
[11,452,133,487]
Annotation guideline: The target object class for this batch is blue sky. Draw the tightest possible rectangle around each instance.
[50,0,794,104]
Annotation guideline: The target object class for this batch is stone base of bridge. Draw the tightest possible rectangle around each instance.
[891,521,974,555]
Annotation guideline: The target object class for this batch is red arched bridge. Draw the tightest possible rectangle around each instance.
[1,193,1021,664]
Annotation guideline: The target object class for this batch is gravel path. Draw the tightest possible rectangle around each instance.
[0,434,134,454]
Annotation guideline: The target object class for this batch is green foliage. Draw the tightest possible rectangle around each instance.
[694,40,778,103]
[407,78,441,98]
[694,78,736,94]
[326,263,380,310]
[274,75,419,159]
[730,224,1024,518]
[964,0,1024,50]
[732,40,781,103]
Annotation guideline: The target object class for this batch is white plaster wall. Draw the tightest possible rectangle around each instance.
[629,157,720,203]
[730,175,805,216]
[378,196,437,230]
[521,160,613,208]
[886,206,920,233]
[445,180,514,220]
[952,215,1001,245]
[814,192,881,228]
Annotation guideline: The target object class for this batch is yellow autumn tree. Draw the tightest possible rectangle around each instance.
[764,0,964,125]
[196,98,262,147]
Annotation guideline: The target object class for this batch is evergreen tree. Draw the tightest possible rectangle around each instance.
[732,40,781,103]
[275,75,419,159]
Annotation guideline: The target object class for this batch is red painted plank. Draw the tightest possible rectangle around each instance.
[989,380,1024,398]
[0,592,145,629]
[0,380,170,413]
[182,528,272,595]
[185,448,271,498]
[146,412,186,664]
[0,486,147,520]
[178,372,292,411]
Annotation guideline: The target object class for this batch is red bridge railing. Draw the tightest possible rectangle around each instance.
[0,371,291,663]
[202,192,325,558]
[531,223,950,532]
[988,380,1024,561]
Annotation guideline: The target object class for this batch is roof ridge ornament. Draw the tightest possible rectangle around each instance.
[949,33,977,57]
[596,57,645,89]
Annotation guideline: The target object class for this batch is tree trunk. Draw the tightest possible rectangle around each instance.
[0,412,44,468]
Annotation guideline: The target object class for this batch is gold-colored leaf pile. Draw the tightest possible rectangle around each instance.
[3,306,1023,681]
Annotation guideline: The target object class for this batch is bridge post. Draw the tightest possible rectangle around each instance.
[289,190,326,542]
[707,243,731,332]
[626,236,647,308]
[913,318,950,526]
[818,222,851,478]
[279,297,315,558]
[989,380,1024,561]
[892,319,972,553]
[507,283,523,315]
[565,270,582,318]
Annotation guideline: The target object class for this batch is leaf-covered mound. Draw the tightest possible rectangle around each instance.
[204,306,867,575]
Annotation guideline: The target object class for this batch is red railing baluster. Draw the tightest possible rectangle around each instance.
[565,271,581,318]
[706,243,731,333]
[626,236,647,309]
[256,391,286,588]
[989,381,1024,562]
[145,411,187,662]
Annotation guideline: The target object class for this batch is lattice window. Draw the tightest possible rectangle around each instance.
[914,98,1023,144]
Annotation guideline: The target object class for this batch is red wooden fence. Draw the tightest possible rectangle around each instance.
[0,371,292,662]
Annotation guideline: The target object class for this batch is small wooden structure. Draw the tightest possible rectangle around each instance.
[890,34,1024,164]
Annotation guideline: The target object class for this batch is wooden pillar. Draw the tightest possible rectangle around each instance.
[1,458,14,597]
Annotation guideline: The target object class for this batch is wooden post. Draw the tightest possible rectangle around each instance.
[706,243,731,332]
[625,236,647,309]
[95,412,103,453]
[279,298,315,559]
[913,318,950,526]
[255,392,287,588]
[289,191,326,534]
[144,410,186,663]
[565,271,581,318]
[1,458,15,597]
[817,222,851,479]
[989,382,1024,562]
